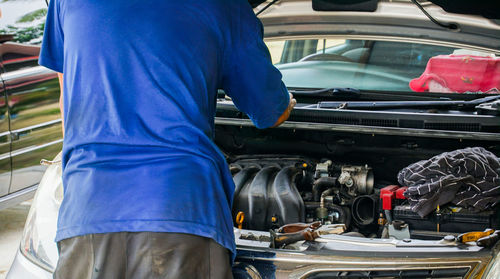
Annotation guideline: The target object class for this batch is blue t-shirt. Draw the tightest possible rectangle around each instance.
[39,0,289,259]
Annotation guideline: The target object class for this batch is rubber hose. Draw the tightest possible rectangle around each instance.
[352,195,377,226]
[312,177,337,202]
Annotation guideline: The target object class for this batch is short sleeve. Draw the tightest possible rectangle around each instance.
[222,1,289,129]
[39,0,64,73]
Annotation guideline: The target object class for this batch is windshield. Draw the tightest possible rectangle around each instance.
[265,38,500,94]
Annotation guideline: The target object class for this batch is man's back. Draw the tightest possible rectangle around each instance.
[40,0,289,266]
[52,0,236,148]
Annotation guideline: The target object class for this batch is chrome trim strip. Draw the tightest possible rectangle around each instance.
[10,139,63,158]
[11,119,62,134]
[0,152,11,161]
[1,66,55,82]
[236,254,481,266]
[0,131,11,138]
[214,117,500,141]
[0,184,37,211]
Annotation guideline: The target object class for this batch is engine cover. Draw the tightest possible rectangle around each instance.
[232,165,305,231]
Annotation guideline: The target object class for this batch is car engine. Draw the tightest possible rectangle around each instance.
[229,156,500,240]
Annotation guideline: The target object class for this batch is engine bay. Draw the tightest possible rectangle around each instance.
[229,155,500,247]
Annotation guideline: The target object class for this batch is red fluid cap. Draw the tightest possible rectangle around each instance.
[380,185,399,211]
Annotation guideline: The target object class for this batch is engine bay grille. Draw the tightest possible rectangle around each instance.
[361,118,398,127]
[291,111,359,125]
[303,267,470,279]
[424,122,481,132]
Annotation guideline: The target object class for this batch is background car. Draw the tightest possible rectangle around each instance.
[7,0,500,278]
[0,0,62,211]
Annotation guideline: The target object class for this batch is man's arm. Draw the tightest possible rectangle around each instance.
[221,3,295,129]
[38,0,64,135]
[57,73,64,137]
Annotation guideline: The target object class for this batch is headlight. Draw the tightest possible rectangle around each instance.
[20,153,63,272]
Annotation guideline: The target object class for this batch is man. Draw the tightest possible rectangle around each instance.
[39,0,295,278]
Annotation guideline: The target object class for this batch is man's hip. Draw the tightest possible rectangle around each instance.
[54,232,233,279]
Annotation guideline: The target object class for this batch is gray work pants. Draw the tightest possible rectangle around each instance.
[54,232,233,279]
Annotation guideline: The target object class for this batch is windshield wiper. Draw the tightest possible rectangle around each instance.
[289,87,361,96]
[288,87,452,101]
[288,87,362,100]
[307,94,500,111]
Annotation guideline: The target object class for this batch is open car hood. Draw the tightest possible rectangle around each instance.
[249,0,267,8]
[250,0,500,19]
[427,0,500,19]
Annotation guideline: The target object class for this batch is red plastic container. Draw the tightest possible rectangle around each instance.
[410,55,500,93]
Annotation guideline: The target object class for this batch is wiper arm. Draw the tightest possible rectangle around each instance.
[466,94,500,106]
[308,95,500,110]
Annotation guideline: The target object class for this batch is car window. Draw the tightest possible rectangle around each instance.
[265,38,500,94]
